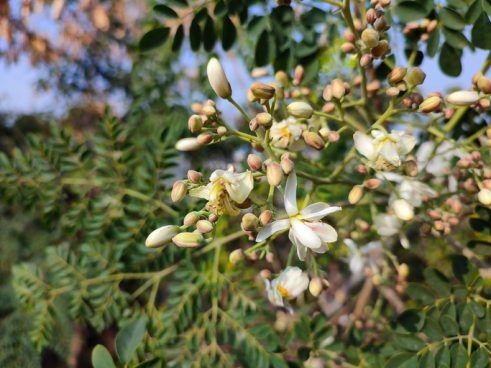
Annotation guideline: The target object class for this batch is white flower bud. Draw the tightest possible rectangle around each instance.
[172,232,204,248]
[188,115,203,133]
[183,212,199,226]
[247,154,262,171]
[477,188,491,206]
[229,249,244,264]
[309,277,324,297]
[280,154,294,174]
[171,181,187,202]
[207,58,232,99]
[259,210,273,226]
[348,185,364,204]
[266,162,283,186]
[145,225,180,248]
[393,199,414,221]
[196,219,214,234]
[175,137,201,151]
[287,101,313,119]
[241,213,259,231]
[446,90,480,106]
[187,170,202,183]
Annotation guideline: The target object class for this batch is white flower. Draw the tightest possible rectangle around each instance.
[373,214,410,248]
[256,172,341,261]
[416,141,464,176]
[378,173,436,207]
[374,213,401,237]
[265,266,309,307]
[269,118,304,149]
[353,130,416,170]
[392,199,414,221]
[189,168,253,216]
[344,239,382,276]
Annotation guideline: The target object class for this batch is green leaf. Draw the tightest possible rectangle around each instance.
[466,0,483,23]
[436,346,451,368]
[167,0,188,7]
[153,4,178,18]
[214,0,227,17]
[424,269,450,297]
[472,12,491,49]
[115,316,148,363]
[439,43,462,76]
[407,283,435,304]
[189,16,202,51]
[139,27,170,52]
[393,0,432,22]
[450,343,467,368]
[440,7,466,30]
[443,28,470,49]
[172,25,184,52]
[458,303,473,332]
[203,16,217,51]
[398,309,425,332]
[270,355,289,368]
[393,333,425,352]
[427,28,440,57]
[440,315,459,336]
[91,345,116,368]
[419,351,436,368]
[255,30,270,67]
[385,352,418,368]
[469,300,485,318]
[221,16,236,50]
[470,348,489,368]
[451,255,479,286]
[423,317,444,341]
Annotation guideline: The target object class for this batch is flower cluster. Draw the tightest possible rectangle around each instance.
[146,53,490,309]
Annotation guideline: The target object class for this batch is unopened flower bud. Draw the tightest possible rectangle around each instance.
[293,65,304,85]
[217,126,227,136]
[478,188,491,205]
[323,85,333,101]
[266,162,283,186]
[366,8,377,24]
[250,82,275,100]
[365,178,381,189]
[259,210,273,226]
[187,170,202,183]
[374,16,389,32]
[388,67,407,84]
[188,115,203,133]
[275,70,290,85]
[145,225,180,248]
[287,101,313,119]
[175,137,201,151]
[405,67,426,86]
[172,232,204,248]
[191,102,203,113]
[371,40,390,58]
[241,213,259,231]
[309,277,324,297]
[196,219,214,234]
[229,249,244,264]
[446,90,480,106]
[405,160,418,177]
[477,75,491,93]
[331,79,346,99]
[322,102,336,113]
[256,112,273,127]
[303,131,325,150]
[327,130,340,142]
[260,269,271,278]
[341,42,356,53]
[197,132,213,145]
[171,181,187,202]
[183,212,199,226]
[419,96,442,113]
[386,87,400,97]
[360,54,373,68]
[280,154,294,174]
[319,127,330,139]
[247,154,262,171]
[202,105,216,117]
[209,213,219,222]
[393,199,414,221]
[361,28,379,48]
[348,185,364,204]
[207,58,232,99]
[398,263,409,278]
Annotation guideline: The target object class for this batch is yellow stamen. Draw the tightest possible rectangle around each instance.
[277,285,289,298]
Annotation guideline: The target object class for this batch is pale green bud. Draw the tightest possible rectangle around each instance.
[146,225,180,248]
[172,232,204,248]
[287,101,313,119]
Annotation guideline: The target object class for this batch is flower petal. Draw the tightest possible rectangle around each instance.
[288,229,306,261]
[291,219,321,249]
[398,134,416,155]
[189,184,211,200]
[226,171,254,203]
[305,222,338,243]
[299,203,342,221]
[379,141,401,167]
[284,172,299,216]
[256,219,290,242]
[354,132,376,160]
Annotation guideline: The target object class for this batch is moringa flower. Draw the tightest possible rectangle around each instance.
[207,58,232,99]
[256,172,341,261]
[353,130,416,171]
[269,118,304,149]
[265,266,309,307]
[189,168,253,216]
